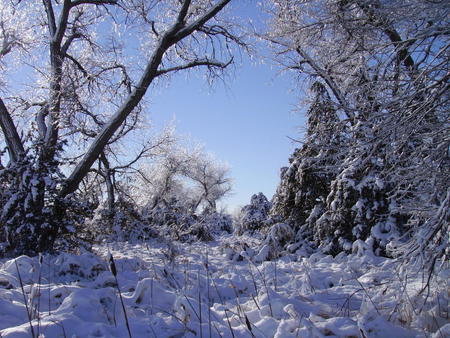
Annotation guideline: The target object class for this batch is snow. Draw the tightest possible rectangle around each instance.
[0,235,447,337]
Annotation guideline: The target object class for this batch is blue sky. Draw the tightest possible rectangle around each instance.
[146,1,307,212]
[149,56,305,212]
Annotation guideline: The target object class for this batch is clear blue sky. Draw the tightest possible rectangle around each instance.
[149,64,305,212]
[147,1,306,212]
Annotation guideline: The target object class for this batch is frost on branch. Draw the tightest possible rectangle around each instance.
[0,0,245,255]
[264,0,449,262]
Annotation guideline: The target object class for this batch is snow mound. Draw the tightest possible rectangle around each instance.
[0,235,447,337]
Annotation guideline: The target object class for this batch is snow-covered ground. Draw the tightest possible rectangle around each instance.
[0,235,448,337]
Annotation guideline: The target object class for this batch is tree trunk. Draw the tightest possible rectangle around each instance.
[100,152,115,214]
[0,98,25,163]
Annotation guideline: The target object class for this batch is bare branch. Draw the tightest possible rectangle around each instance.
[61,33,82,55]
[295,47,354,121]
[176,0,192,26]
[70,0,118,7]
[42,0,57,38]
[354,0,416,71]
[173,0,232,41]
[156,57,232,77]
[65,52,88,76]
[54,0,72,46]
[61,0,233,196]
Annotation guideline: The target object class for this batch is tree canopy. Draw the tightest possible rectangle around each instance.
[0,0,245,255]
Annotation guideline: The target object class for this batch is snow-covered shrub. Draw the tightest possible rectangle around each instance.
[315,150,403,255]
[197,208,233,234]
[157,208,233,242]
[235,192,272,235]
[254,223,295,262]
[0,154,97,256]
[88,197,157,243]
[53,252,107,281]
[220,234,260,261]
[144,198,195,240]
[388,188,449,268]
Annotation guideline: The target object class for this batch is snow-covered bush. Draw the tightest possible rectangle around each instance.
[88,197,157,243]
[161,208,232,242]
[87,194,233,244]
[197,208,233,234]
[235,192,273,235]
[388,188,450,268]
[143,198,196,241]
[254,223,295,262]
[142,199,232,243]
[0,154,97,256]
[314,148,403,255]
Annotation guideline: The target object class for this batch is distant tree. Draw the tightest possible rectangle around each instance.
[185,151,232,212]
[123,142,233,242]
[266,0,449,259]
[136,142,232,215]
[0,0,245,255]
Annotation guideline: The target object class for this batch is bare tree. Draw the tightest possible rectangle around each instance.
[135,141,232,214]
[185,151,232,212]
[0,0,245,255]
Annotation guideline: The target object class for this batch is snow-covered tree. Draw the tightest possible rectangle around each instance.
[272,82,345,242]
[135,142,231,214]
[184,151,232,212]
[113,141,233,241]
[0,0,245,255]
[235,192,272,235]
[266,0,449,259]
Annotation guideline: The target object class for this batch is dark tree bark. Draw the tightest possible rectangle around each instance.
[99,152,115,214]
[0,98,24,163]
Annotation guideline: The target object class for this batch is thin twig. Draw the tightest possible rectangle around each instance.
[109,254,132,338]
[15,259,36,338]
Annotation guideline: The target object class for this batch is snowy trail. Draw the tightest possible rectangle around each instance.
[0,235,447,337]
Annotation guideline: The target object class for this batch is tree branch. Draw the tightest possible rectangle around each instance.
[61,33,82,56]
[54,0,72,46]
[70,0,118,7]
[176,0,192,26]
[295,47,354,121]
[42,0,57,37]
[36,104,49,139]
[64,52,88,76]
[173,0,232,41]
[0,97,25,163]
[60,0,232,197]
[355,1,416,71]
[155,57,232,77]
